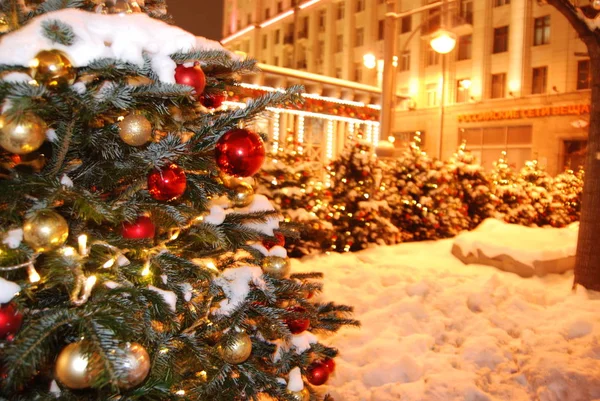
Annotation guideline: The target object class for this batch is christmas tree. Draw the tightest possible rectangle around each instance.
[0,2,357,400]
[255,129,332,257]
[546,166,584,227]
[445,142,494,229]
[324,140,399,252]
[386,135,469,241]
[517,159,555,226]
[489,152,537,226]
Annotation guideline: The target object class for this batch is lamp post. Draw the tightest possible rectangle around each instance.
[377,0,456,158]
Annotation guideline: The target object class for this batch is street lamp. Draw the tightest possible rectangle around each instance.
[379,0,457,159]
[429,29,456,54]
[363,53,377,70]
[430,28,456,159]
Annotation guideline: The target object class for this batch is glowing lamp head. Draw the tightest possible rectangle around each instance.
[430,29,456,54]
[363,53,377,69]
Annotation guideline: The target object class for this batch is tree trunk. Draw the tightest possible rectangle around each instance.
[574,45,600,290]
[547,0,600,290]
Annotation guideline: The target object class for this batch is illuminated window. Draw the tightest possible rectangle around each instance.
[457,34,472,60]
[533,15,550,46]
[456,79,470,103]
[577,59,591,90]
[425,47,440,66]
[532,66,548,94]
[401,16,412,33]
[491,73,506,98]
[337,2,344,19]
[355,27,364,47]
[400,51,410,72]
[426,83,438,106]
[493,26,509,53]
[459,126,532,171]
[318,9,326,32]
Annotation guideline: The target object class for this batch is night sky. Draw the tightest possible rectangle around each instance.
[168,0,224,41]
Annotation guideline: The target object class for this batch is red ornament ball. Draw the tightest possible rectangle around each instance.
[200,91,227,109]
[0,303,23,340]
[122,215,155,239]
[286,307,310,335]
[306,361,329,386]
[322,358,336,374]
[175,64,206,95]
[215,128,265,177]
[263,232,285,250]
[148,163,187,201]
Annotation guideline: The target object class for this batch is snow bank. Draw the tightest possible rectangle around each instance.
[452,219,578,277]
[293,239,600,401]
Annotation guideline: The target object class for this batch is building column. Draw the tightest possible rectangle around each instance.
[470,0,491,100]
[508,0,529,96]
[342,0,356,80]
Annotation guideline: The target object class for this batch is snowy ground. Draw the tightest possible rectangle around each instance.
[293,240,600,401]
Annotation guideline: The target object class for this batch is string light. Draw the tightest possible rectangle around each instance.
[260,9,294,28]
[348,123,355,141]
[221,25,256,44]
[77,235,88,256]
[365,124,373,143]
[236,83,381,109]
[272,111,281,154]
[103,258,116,269]
[141,260,151,276]
[223,100,379,126]
[373,124,380,148]
[27,264,40,283]
[297,115,304,155]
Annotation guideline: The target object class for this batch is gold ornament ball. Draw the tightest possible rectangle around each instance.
[0,113,46,155]
[289,388,310,401]
[30,50,76,87]
[118,114,152,146]
[23,210,69,253]
[231,182,254,208]
[218,332,252,364]
[261,256,291,279]
[55,342,93,390]
[594,0,600,10]
[115,342,151,389]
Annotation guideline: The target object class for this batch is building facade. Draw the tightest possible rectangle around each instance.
[222,0,591,175]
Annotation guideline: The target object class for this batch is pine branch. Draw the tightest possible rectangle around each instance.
[41,19,76,46]
[48,119,77,177]
[131,83,194,99]
[82,58,151,80]
[193,86,303,146]
[31,0,86,16]
[1,308,78,391]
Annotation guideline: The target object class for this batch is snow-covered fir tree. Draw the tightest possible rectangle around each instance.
[517,159,556,226]
[256,129,332,257]
[445,142,494,229]
[548,166,584,226]
[489,152,538,226]
[0,2,357,400]
[324,140,399,252]
[386,135,469,241]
